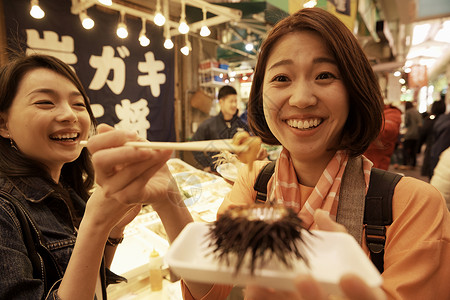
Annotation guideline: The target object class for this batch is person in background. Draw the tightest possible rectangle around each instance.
[430,146,450,210]
[239,107,248,124]
[390,133,404,169]
[87,8,449,300]
[429,95,450,177]
[419,98,446,178]
[364,103,402,170]
[191,85,250,172]
[400,101,422,170]
[0,53,179,299]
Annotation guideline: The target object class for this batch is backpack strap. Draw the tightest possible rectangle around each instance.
[253,162,402,274]
[336,157,366,244]
[253,160,276,203]
[364,168,402,273]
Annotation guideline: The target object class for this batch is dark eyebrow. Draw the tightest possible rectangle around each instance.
[267,56,337,71]
[267,59,293,71]
[27,88,82,98]
[313,57,337,65]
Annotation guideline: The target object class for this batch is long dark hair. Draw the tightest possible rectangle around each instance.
[0,53,97,201]
[248,8,384,157]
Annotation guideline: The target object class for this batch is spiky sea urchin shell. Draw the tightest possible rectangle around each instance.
[206,204,309,275]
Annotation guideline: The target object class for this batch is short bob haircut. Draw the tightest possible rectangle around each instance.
[0,53,97,200]
[248,8,384,157]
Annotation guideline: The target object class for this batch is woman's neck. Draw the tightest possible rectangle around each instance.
[50,168,62,184]
[290,151,336,187]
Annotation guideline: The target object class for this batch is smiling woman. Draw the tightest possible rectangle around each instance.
[0,54,96,198]
[2,68,91,181]
[175,7,450,300]
[262,31,350,184]
[0,53,183,300]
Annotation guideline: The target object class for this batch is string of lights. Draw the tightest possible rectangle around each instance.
[28,0,241,56]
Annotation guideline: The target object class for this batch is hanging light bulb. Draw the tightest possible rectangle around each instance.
[30,0,45,19]
[154,13,165,26]
[179,21,189,34]
[200,25,211,37]
[163,24,174,49]
[245,30,254,51]
[98,0,112,5]
[116,11,128,39]
[139,18,150,47]
[117,24,128,38]
[178,0,190,34]
[164,38,174,49]
[80,11,95,30]
[303,0,317,8]
[199,8,211,37]
[154,0,165,26]
[180,44,191,55]
[180,35,191,56]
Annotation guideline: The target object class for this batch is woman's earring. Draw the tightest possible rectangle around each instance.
[10,138,18,151]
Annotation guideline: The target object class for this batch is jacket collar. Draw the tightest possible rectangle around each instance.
[219,110,239,122]
[4,176,56,203]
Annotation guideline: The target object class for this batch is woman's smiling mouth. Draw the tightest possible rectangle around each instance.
[49,132,80,141]
[285,118,323,130]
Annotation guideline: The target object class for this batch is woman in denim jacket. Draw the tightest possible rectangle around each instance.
[0,53,181,299]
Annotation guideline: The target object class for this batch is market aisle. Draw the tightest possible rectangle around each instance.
[387,149,430,183]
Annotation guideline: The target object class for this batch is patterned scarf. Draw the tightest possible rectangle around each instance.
[268,148,373,229]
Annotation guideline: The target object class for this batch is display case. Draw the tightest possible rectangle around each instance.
[106,159,233,299]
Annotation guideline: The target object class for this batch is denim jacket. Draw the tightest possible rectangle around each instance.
[0,176,109,300]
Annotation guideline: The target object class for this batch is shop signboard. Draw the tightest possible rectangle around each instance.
[408,65,428,89]
[327,0,357,31]
[3,0,175,142]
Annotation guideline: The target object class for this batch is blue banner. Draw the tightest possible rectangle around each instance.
[3,0,175,142]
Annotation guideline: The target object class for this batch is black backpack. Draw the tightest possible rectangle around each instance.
[253,161,402,273]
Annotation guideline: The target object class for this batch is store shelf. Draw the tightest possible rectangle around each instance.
[199,66,229,88]
[198,67,229,74]
[199,80,228,87]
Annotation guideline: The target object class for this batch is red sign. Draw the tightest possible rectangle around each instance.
[408,65,428,89]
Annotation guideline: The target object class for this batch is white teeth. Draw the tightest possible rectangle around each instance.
[286,118,322,130]
[50,133,79,140]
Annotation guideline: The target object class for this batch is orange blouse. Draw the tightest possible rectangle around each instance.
[182,161,450,300]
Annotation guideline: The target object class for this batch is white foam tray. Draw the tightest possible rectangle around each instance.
[216,163,239,182]
[166,222,382,296]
